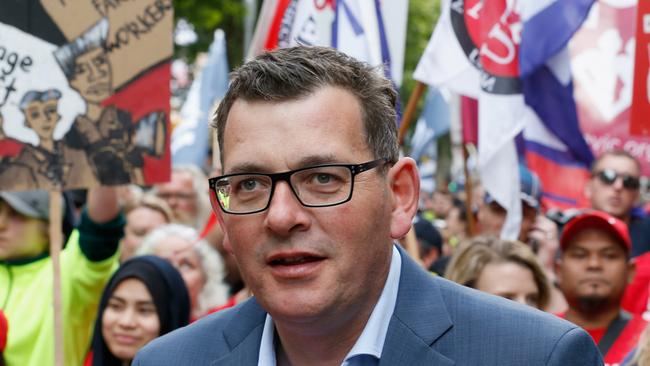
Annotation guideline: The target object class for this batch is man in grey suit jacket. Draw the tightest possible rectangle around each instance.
[134,46,602,365]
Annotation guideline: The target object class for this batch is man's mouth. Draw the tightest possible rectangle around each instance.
[266,252,326,279]
[269,255,323,266]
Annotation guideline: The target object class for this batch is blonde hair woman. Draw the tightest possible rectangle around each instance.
[445,235,551,310]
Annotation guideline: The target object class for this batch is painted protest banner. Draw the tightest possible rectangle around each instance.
[571,0,650,175]
[0,0,172,191]
[42,0,173,89]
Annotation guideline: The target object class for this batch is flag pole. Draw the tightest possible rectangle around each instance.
[461,143,477,236]
[49,191,64,366]
[398,81,427,145]
[458,95,478,237]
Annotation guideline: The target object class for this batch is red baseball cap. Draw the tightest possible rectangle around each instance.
[560,210,631,252]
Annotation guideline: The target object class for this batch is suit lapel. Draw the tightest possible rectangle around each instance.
[379,318,454,366]
[211,298,267,366]
[380,247,455,366]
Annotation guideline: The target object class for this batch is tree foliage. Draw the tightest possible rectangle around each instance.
[174,0,247,68]
[400,0,440,131]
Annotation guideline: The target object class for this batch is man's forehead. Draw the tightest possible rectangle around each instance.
[594,155,639,174]
[566,228,626,251]
[221,87,371,172]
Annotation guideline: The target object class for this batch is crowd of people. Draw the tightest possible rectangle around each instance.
[0,162,245,365]
[409,149,650,365]
[1,45,650,365]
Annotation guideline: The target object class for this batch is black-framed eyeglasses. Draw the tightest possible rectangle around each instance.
[208,158,390,215]
[593,169,640,190]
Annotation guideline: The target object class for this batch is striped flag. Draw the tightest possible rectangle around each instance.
[520,0,595,209]
[414,0,594,238]
[247,0,408,87]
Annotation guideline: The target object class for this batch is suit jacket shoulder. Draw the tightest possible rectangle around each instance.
[379,250,603,365]
[133,298,267,365]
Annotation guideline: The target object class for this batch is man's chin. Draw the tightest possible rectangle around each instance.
[576,295,611,313]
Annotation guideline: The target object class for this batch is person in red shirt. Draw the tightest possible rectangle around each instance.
[556,210,647,365]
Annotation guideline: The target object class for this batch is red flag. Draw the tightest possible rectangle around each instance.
[630,0,650,137]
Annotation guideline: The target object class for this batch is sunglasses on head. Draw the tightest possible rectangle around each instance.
[593,169,640,190]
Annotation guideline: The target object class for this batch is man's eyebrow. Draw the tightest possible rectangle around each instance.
[293,154,340,168]
[225,155,341,175]
[226,163,272,175]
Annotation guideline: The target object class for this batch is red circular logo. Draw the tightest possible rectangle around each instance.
[450,0,522,94]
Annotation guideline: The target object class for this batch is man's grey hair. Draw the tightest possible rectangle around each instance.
[137,223,230,315]
[212,46,399,165]
[53,18,109,79]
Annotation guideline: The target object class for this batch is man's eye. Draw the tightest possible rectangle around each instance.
[570,251,587,259]
[603,251,622,260]
[241,179,259,191]
[314,173,332,184]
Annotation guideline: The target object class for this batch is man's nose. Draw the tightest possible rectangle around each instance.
[586,253,603,269]
[264,181,310,236]
[611,176,625,190]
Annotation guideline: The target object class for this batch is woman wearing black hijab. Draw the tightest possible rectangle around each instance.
[89,255,190,366]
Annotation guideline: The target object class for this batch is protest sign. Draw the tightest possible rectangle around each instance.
[0,1,172,190]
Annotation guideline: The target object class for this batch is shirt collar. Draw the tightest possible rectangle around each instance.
[257,245,402,365]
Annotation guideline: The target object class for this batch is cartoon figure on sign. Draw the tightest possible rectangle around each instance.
[0,89,96,189]
[54,18,166,185]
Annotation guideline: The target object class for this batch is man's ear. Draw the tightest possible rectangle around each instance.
[628,259,637,285]
[387,157,419,239]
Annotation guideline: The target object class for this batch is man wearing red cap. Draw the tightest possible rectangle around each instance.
[585,151,650,316]
[556,211,647,365]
